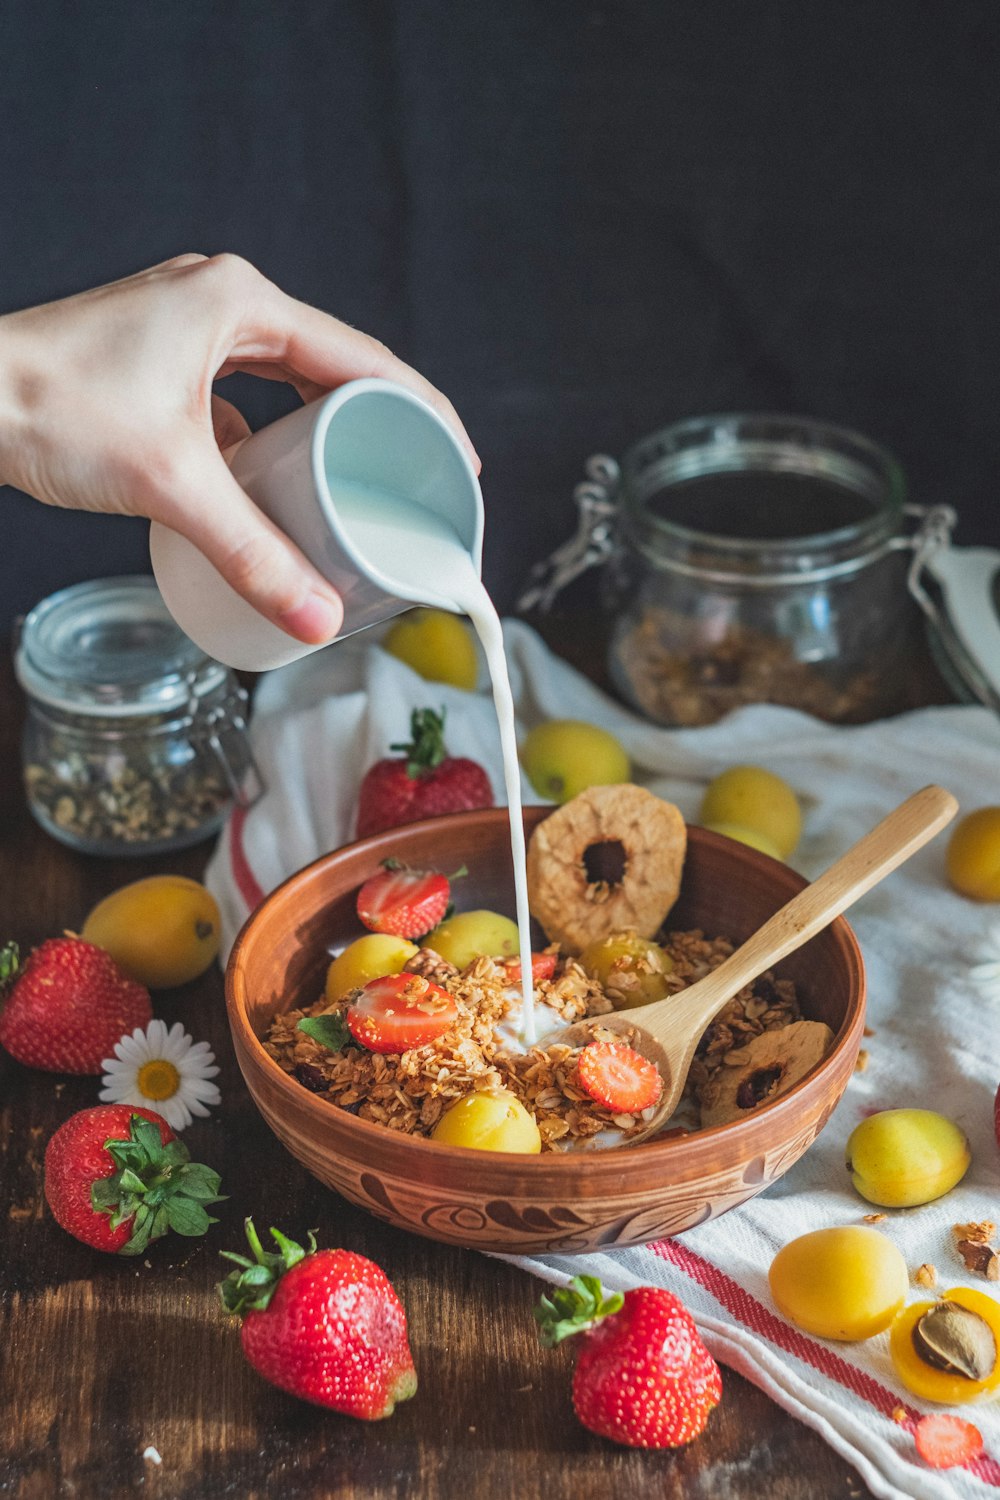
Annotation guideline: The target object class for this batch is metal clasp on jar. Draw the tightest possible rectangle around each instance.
[516,455,621,613]
[184,674,264,808]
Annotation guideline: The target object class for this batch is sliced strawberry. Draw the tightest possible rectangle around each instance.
[346,973,458,1054]
[356,864,453,939]
[502,952,559,985]
[914,1413,983,1469]
[576,1041,664,1114]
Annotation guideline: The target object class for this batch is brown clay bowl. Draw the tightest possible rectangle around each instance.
[225,807,865,1255]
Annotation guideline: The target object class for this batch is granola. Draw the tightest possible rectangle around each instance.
[264,924,806,1151]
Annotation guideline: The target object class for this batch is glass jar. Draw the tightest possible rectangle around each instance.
[14,576,262,856]
[523,414,929,727]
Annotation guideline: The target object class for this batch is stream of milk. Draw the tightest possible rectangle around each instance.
[335,483,538,1043]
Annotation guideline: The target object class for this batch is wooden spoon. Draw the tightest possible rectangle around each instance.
[554,784,958,1145]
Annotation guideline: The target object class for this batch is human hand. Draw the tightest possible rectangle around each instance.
[0,254,480,645]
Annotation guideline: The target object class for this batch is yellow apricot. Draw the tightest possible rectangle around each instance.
[431,1090,541,1153]
[703,821,784,861]
[768,1225,908,1340]
[81,875,220,988]
[382,608,479,690]
[700,766,802,858]
[946,807,1000,901]
[325,934,419,1002]
[846,1109,971,1208]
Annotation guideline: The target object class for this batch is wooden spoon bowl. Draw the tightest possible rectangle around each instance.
[226,808,867,1255]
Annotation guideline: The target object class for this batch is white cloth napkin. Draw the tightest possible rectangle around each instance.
[206,619,1000,1500]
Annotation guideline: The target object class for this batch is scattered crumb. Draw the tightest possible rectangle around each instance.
[143,1259,152,1269]
[956,1240,1000,1280]
[953,1221,996,1245]
[514,1383,534,1393]
[863,1025,876,1037]
[892,1406,909,1426]
[863,1212,888,1224]
[854,1049,869,1073]
[468,1425,476,1433]
[142,1446,162,1465]
[914,1263,937,1288]
[953,1222,1000,1279]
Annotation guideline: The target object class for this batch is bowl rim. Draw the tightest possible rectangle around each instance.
[225,808,867,1184]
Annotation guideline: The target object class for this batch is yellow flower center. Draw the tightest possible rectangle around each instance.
[136,1059,181,1101]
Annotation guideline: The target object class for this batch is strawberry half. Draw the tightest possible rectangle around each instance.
[219,1219,417,1419]
[356,862,456,939]
[0,937,152,1074]
[914,1413,983,1469]
[576,1040,664,1113]
[43,1105,224,1255]
[346,972,458,1053]
[535,1275,722,1449]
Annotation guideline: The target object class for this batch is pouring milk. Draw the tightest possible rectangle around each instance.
[334,481,537,1043]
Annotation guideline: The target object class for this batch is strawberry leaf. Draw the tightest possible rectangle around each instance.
[217,1218,318,1316]
[533,1275,625,1346]
[390,707,448,778]
[90,1113,225,1256]
[0,941,19,994]
[297,1013,351,1052]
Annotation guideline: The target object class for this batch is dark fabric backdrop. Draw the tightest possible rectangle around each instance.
[2,0,998,632]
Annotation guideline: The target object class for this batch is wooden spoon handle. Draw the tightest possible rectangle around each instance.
[671,784,958,1036]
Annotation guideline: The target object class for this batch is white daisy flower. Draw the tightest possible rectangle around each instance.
[969,921,1000,998]
[100,1019,221,1131]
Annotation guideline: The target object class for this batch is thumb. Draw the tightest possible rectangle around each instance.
[153,447,344,644]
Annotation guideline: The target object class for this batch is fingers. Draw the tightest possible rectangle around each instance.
[210,393,252,451]
[278,298,482,473]
[195,256,480,473]
[153,443,344,645]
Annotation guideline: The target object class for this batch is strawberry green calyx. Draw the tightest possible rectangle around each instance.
[390,707,449,779]
[91,1112,225,1256]
[0,941,19,992]
[218,1219,317,1315]
[533,1275,625,1347]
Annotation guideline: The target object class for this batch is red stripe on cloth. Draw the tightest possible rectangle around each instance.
[649,1237,1000,1487]
[228,804,267,912]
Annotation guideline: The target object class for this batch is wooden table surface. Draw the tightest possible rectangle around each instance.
[0,622,955,1500]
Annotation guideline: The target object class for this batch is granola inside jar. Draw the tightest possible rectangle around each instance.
[15,576,261,856]
[598,415,921,726]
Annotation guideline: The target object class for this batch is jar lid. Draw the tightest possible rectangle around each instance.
[15,576,230,717]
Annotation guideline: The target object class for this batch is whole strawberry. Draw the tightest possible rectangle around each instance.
[356,707,493,839]
[535,1275,721,1449]
[219,1219,417,1419]
[0,937,152,1073]
[44,1104,224,1254]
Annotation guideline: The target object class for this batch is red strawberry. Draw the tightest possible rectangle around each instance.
[914,1413,983,1469]
[535,1275,721,1449]
[503,951,559,985]
[356,707,493,839]
[576,1040,664,1114]
[43,1104,224,1254]
[0,937,152,1074]
[356,861,456,938]
[346,972,458,1053]
[219,1219,417,1419]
